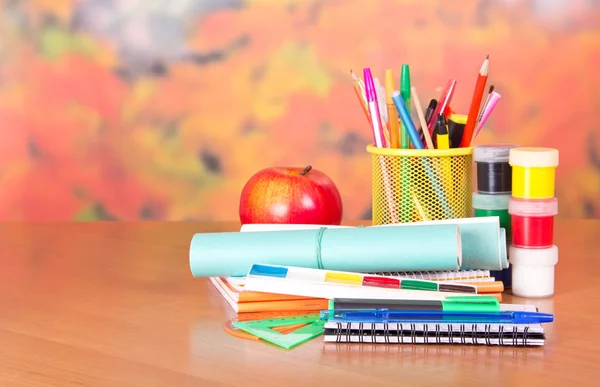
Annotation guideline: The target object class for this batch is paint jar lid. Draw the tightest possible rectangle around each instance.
[508,197,558,216]
[472,193,510,210]
[509,147,559,167]
[509,245,558,298]
[509,245,558,266]
[474,144,519,163]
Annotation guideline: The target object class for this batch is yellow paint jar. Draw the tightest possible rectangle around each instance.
[509,147,559,199]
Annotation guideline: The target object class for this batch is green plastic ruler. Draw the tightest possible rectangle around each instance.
[232,314,325,350]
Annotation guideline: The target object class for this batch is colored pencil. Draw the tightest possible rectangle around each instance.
[352,79,371,125]
[460,55,489,147]
[411,87,434,150]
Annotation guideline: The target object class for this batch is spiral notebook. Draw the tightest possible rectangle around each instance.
[323,303,545,346]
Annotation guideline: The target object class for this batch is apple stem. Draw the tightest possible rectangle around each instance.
[300,165,312,176]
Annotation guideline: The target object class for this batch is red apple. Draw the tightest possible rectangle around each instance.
[239,165,343,225]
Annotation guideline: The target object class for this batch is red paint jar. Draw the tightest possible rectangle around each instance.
[508,197,558,248]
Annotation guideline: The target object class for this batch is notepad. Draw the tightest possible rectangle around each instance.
[208,276,328,313]
[323,303,545,346]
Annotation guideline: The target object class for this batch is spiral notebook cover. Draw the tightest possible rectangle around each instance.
[323,304,545,346]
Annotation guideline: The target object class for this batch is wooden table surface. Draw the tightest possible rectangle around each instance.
[1,220,599,386]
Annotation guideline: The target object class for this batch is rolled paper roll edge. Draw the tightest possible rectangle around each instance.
[500,228,508,269]
[189,233,205,277]
[374,217,504,270]
[456,225,462,268]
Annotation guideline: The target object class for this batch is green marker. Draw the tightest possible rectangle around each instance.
[328,296,500,314]
[400,279,438,291]
[400,64,411,149]
[399,64,412,221]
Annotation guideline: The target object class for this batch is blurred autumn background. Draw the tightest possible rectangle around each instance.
[0,0,598,221]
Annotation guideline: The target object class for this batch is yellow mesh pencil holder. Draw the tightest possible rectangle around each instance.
[367,144,473,225]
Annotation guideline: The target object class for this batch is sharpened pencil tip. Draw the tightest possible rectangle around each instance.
[486,54,489,59]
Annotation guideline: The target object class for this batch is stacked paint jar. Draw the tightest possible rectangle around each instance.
[472,144,518,288]
[508,147,559,298]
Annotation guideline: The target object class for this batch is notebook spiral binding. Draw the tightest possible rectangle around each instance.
[330,322,533,346]
[368,270,491,281]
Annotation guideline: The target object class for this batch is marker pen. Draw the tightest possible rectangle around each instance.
[330,296,500,312]
[436,113,450,150]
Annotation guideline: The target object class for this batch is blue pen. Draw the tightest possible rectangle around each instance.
[320,309,554,325]
[391,90,424,149]
[391,91,454,217]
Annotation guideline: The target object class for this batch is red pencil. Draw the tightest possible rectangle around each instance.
[460,55,489,147]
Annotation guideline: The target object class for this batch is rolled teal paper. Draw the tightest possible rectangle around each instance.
[190,229,318,277]
[319,225,461,272]
[455,218,504,270]
[376,216,505,270]
[189,224,462,277]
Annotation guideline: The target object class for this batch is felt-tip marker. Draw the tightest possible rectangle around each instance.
[329,296,500,313]
[436,113,450,150]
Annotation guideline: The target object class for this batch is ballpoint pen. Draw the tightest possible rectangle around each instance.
[391,90,424,149]
[320,309,554,324]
